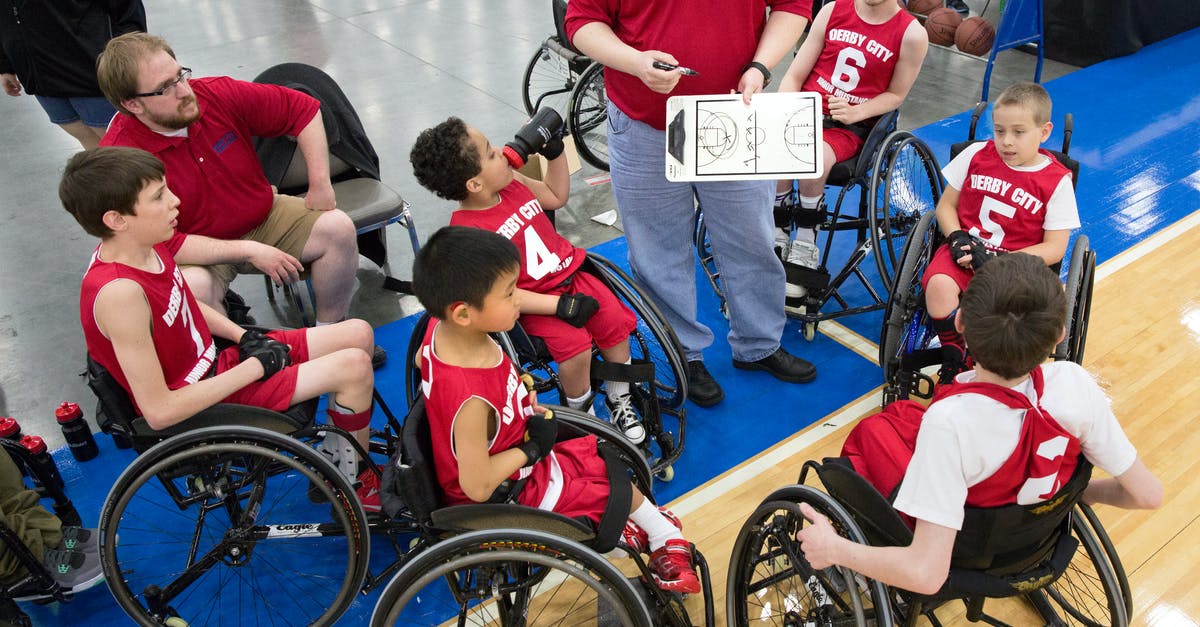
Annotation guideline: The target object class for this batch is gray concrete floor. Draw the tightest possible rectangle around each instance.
[0,0,1075,448]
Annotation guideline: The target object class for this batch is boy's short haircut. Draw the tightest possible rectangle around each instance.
[410,117,482,202]
[413,226,520,318]
[97,32,177,115]
[960,253,1067,379]
[995,82,1052,126]
[60,147,167,239]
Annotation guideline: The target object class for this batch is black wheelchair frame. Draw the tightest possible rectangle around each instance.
[694,110,944,340]
[521,0,610,171]
[727,456,1131,626]
[878,103,1092,405]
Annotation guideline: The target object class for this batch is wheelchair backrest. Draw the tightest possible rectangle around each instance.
[949,102,1079,189]
[398,398,443,525]
[85,354,139,440]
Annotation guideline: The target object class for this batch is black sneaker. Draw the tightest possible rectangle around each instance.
[733,347,817,383]
[605,393,646,444]
[686,360,724,407]
[222,289,256,326]
[372,345,387,370]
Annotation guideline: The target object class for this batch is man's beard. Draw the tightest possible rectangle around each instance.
[149,95,201,130]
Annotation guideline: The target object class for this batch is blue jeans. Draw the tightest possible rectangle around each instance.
[606,101,784,363]
[34,95,116,127]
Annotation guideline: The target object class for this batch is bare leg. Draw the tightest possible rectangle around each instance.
[181,266,225,313]
[557,350,593,399]
[795,142,837,199]
[597,339,631,365]
[292,320,375,453]
[925,274,961,319]
[57,121,100,151]
[301,209,358,323]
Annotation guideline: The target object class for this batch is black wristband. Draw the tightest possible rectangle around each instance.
[741,61,771,86]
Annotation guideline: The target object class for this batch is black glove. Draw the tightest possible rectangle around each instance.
[967,238,1000,271]
[517,409,558,467]
[555,293,599,328]
[539,136,565,160]
[245,340,291,381]
[946,230,974,264]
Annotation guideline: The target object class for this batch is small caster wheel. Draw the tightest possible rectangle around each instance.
[656,465,675,482]
[165,618,190,627]
[803,322,817,341]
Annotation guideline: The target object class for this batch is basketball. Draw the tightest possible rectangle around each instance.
[955,17,996,56]
[906,0,941,16]
[925,8,963,47]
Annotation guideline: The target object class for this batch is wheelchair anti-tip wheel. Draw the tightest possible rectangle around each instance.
[1055,235,1096,365]
[370,528,653,627]
[868,131,942,290]
[99,425,369,627]
[878,210,940,406]
[1029,503,1130,627]
[568,61,610,171]
[727,486,892,627]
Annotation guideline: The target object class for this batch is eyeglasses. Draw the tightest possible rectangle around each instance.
[134,67,192,98]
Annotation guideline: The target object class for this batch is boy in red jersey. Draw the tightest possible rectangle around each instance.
[775,0,928,305]
[411,117,646,444]
[411,226,700,593]
[60,146,381,511]
[799,253,1161,595]
[924,82,1080,382]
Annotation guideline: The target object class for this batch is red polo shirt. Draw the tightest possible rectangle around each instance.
[102,76,321,240]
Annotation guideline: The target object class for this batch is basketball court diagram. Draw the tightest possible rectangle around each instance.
[665,92,823,182]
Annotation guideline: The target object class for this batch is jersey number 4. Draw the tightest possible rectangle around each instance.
[524,227,561,281]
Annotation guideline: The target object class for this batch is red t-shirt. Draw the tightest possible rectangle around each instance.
[954,141,1074,252]
[101,76,321,240]
[80,240,217,414]
[801,0,915,118]
[450,180,585,293]
[564,0,812,130]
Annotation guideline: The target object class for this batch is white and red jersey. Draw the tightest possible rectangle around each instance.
[451,181,585,293]
[802,0,915,116]
[943,141,1079,252]
[80,241,217,415]
[419,320,553,507]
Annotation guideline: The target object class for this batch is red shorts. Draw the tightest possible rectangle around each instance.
[519,435,611,526]
[921,244,974,293]
[517,271,637,362]
[216,328,310,411]
[826,127,866,164]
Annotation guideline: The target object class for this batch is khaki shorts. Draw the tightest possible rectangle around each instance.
[186,194,321,292]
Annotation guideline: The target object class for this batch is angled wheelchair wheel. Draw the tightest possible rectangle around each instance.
[99,425,369,626]
[868,131,942,289]
[692,206,728,319]
[405,312,433,408]
[568,62,609,171]
[370,528,653,627]
[521,37,584,116]
[727,486,892,627]
[878,210,940,406]
[1029,504,1129,627]
[1055,235,1096,364]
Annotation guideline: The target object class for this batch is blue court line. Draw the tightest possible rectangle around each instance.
[25,26,1200,626]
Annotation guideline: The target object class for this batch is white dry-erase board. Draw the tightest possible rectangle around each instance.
[665,92,823,182]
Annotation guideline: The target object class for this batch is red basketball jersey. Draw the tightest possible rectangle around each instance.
[451,180,585,292]
[956,142,1073,252]
[80,242,217,414]
[802,0,915,115]
[419,320,550,507]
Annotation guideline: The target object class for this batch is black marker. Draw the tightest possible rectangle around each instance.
[652,61,700,76]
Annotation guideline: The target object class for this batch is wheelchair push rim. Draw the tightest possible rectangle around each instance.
[99,425,369,627]
[568,62,610,171]
[868,131,943,291]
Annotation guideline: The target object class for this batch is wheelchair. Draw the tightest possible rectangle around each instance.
[694,110,943,339]
[878,102,1093,405]
[405,252,690,481]
[369,398,716,626]
[84,345,413,626]
[726,456,1131,626]
[521,0,610,170]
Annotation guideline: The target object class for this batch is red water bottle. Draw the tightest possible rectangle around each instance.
[0,417,21,442]
[20,435,64,495]
[55,402,99,462]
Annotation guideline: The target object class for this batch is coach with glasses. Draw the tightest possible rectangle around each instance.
[94,33,382,362]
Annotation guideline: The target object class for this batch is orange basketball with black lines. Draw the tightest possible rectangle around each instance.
[956,16,996,56]
[925,7,962,46]
[906,0,941,16]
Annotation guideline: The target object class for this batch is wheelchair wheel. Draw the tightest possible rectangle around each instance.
[586,253,688,412]
[568,62,609,171]
[1055,235,1096,364]
[405,311,433,409]
[370,528,653,626]
[878,210,940,406]
[727,486,892,627]
[99,425,369,626]
[521,37,581,116]
[868,131,942,289]
[692,206,728,319]
[1030,504,1129,627]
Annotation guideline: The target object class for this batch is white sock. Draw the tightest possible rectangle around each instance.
[605,358,632,399]
[774,191,791,206]
[565,391,594,414]
[629,499,683,552]
[798,194,823,209]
